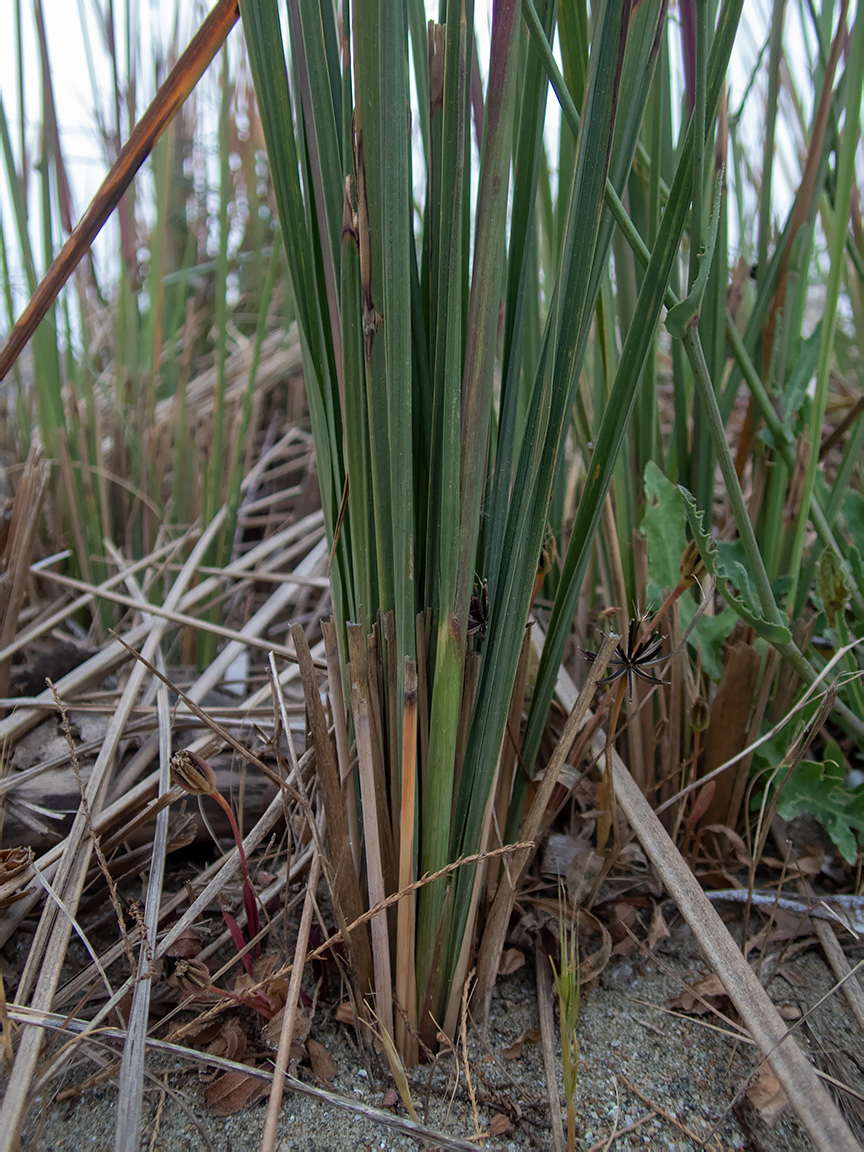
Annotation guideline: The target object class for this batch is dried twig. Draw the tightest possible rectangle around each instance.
[261,854,322,1152]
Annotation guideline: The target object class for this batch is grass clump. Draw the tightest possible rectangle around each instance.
[0,7,862,1145]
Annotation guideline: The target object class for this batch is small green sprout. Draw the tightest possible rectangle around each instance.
[550,902,581,1152]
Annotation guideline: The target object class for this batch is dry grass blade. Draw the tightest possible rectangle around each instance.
[0,510,226,1152]
[261,853,321,1152]
[345,623,394,1043]
[0,447,49,704]
[0,505,321,749]
[551,658,860,1151]
[33,780,302,1099]
[114,675,172,1152]
[0,0,241,382]
[35,567,320,668]
[320,618,358,866]
[535,944,566,1152]
[698,634,761,828]
[52,842,313,1025]
[290,622,373,996]
[791,866,864,1033]
[0,606,321,944]
[396,660,418,1066]
[654,638,863,818]
[0,536,190,666]
[813,922,864,1032]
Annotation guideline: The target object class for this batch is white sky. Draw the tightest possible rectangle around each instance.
[0,0,837,333]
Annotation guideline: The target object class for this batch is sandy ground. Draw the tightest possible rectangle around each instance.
[12,913,863,1152]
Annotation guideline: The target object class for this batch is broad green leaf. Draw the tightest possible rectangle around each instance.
[642,461,687,593]
[639,463,735,679]
[765,752,864,865]
[679,485,793,646]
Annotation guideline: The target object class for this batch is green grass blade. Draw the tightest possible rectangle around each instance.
[416,0,469,1009]
[520,0,746,789]
[446,0,636,996]
[787,3,864,615]
[379,0,417,672]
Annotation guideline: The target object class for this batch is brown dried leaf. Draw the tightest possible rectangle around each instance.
[609,902,639,955]
[164,928,203,959]
[252,952,279,983]
[746,1066,789,1125]
[564,840,603,906]
[703,825,753,867]
[262,1003,313,1050]
[488,1114,513,1136]
[777,964,808,988]
[0,889,33,912]
[172,1019,223,1048]
[381,1088,398,1109]
[647,904,671,950]
[498,948,525,976]
[0,846,34,883]
[616,843,648,871]
[335,1001,356,1026]
[206,1020,247,1063]
[744,906,817,951]
[501,1029,539,1060]
[307,1037,337,1083]
[795,842,825,876]
[686,780,716,829]
[668,973,729,1016]
[205,1069,267,1116]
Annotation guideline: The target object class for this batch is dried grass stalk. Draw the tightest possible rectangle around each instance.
[261,854,322,1152]
[291,622,373,995]
[0,448,49,704]
[346,623,394,1042]
[0,512,228,1152]
[395,660,418,1066]
[472,632,619,1023]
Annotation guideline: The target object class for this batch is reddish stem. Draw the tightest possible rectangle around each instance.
[214,791,261,954]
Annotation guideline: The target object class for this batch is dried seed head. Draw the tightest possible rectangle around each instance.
[0,846,34,883]
[680,540,706,584]
[690,697,711,732]
[167,956,212,995]
[170,748,217,796]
